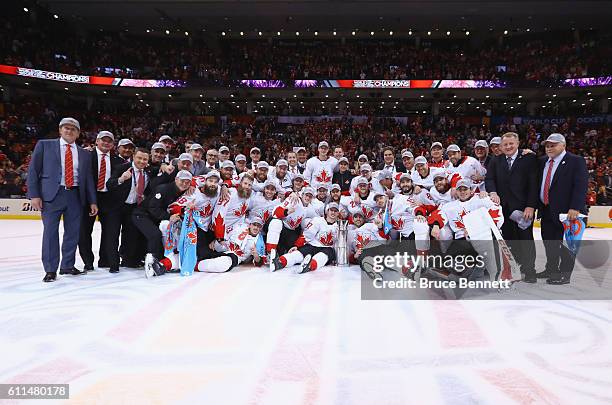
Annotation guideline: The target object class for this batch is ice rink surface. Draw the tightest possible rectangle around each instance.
[1,220,612,404]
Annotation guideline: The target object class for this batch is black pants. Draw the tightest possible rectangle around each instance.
[501,213,536,276]
[278,226,302,255]
[107,203,144,269]
[132,214,164,259]
[196,228,218,260]
[78,210,107,267]
[541,206,576,278]
[297,244,336,263]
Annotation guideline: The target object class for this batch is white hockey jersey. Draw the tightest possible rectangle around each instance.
[446,156,486,191]
[438,195,504,239]
[272,193,305,230]
[347,222,387,253]
[250,192,280,224]
[302,216,339,248]
[212,187,252,239]
[340,193,380,223]
[214,224,261,264]
[168,188,220,231]
[411,167,447,190]
[304,156,338,188]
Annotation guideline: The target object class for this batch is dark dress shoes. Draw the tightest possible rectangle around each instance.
[535,270,551,279]
[84,264,94,271]
[546,276,570,285]
[523,274,537,283]
[109,268,120,273]
[43,273,57,282]
[59,267,86,275]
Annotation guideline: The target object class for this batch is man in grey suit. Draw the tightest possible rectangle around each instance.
[27,118,98,282]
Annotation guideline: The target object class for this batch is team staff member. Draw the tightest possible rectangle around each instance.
[485,132,539,283]
[27,117,98,282]
[78,131,123,271]
[133,170,193,264]
[537,134,588,285]
[106,148,153,273]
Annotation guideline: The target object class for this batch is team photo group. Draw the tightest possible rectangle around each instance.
[27,116,588,286]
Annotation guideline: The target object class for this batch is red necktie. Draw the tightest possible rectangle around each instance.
[65,144,74,188]
[543,159,554,205]
[136,170,145,205]
[97,154,106,191]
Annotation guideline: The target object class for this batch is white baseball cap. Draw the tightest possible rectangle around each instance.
[475,140,488,148]
[176,170,193,181]
[159,135,174,143]
[190,143,204,151]
[489,137,502,145]
[178,153,193,163]
[221,160,235,169]
[276,159,288,167]
[118,138,134,147]
[401,150,414,158]
[360,163,372,172]
[430,142,443,150]
[257,161,269,169]
[205,170,220,179]
[59,117,80,131]
[414,156,428,165]
[219,145,230,153]
[250,147,261,153]
[542,133,566,145]
[151,142,166,151]
[96,131,114,141]
[446,144,461,153]
[234,154,247,162]
[318,141,329,148]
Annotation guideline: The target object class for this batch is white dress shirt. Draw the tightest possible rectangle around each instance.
[125,164,148,204]
[505,150,519,169]
[540,150,566,203]
[96,147,111,192]
[59,138,79,186]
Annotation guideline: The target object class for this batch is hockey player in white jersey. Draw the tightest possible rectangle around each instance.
[347,211,388,265]
[252,161,271,192]
[269,159,293,195]
[271,202,341,273]
[211,173,254,241]
[220,160,240,187]
[316,184,330,204]
[304,141,338,190]
[250,180,281,224]
[411,156,449,190]
[446,144,487,192]
[341,177,379,223]
[265,192,306,264]
[349,163,373,195]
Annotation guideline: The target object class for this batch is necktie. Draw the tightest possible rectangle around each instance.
[65,144,74,188]
[136,170,145,205]
[543,159,554,205]
[97,154,106,191]
[506,156,513,170]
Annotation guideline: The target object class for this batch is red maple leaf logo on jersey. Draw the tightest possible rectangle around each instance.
[361,206,374,219]
[391,217,404,230]
[454,209,467,229]
[213,212,225,233]
[319,232,334,246]
[233,202,248,217]
[187,231,197,244]
[315,170,331,183]
[263,210,271,223]
[287,216,302,229]
[199,203,213,218]
[488,208,501,225]
[356,233,371,249]
[228,241,244,257]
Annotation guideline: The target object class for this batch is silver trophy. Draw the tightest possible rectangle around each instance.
[335,219,349,266]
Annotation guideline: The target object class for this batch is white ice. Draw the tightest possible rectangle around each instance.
[1,220,612,404]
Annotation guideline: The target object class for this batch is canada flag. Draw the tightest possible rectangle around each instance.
[319,232,334,246]
[315,170,332,183]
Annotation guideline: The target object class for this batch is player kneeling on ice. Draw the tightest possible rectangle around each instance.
[430,179,504,280]
[271,202,340,274]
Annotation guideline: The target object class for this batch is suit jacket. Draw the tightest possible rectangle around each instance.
[106,162,154,209]
[485,150,539,214]
[27,139,96,206]
[537,152,588,219]
[89,150,123,212]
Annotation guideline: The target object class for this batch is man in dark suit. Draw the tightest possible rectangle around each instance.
[378,146,399,174]
[485,132,539,283]
[78,131,123,271]
[537,133,588,285]
[27,118,98,282]
[106,148,153,273]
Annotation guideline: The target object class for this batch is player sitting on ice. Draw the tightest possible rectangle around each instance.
[265,192,306,265]
[211,173,254,242]
[430,179,504,280]
[347,211,388,276]
[145,217,265,276]
[270,202,341,274]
